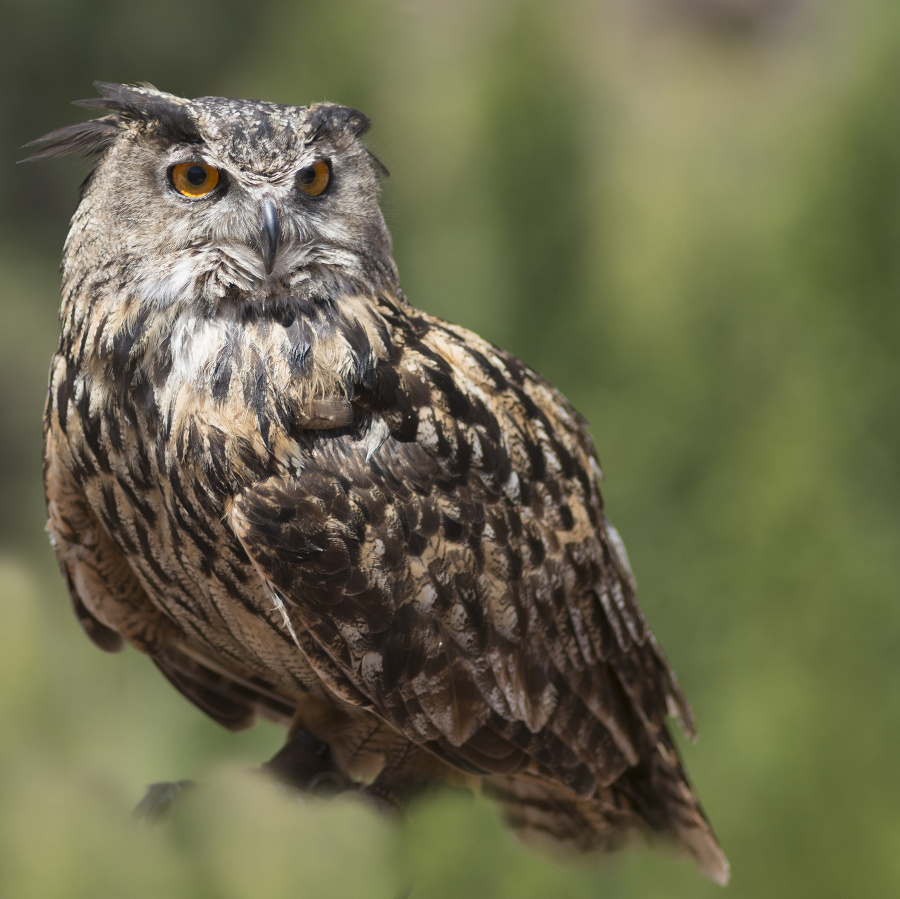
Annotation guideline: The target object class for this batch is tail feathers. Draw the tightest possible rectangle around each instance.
[484,744,729,885]
[674,810,730,886]
[643,734,729,885]
[484,774,640,856]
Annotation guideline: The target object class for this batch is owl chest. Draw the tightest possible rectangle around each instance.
[91,420,323,693]
[57,353,305,667]
[88,414,248,610]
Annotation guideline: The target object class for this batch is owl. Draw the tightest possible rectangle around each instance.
[29,83,727,884]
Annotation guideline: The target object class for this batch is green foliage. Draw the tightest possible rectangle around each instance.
[3,0,900,895]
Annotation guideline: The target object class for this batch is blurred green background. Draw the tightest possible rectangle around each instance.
[2,0,899,896]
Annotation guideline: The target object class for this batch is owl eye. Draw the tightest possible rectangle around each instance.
[296,159,331,197]
[170,162,221,198]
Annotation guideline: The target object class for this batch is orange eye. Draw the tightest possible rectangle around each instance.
[171,162,220,198]
[296,159,331,197]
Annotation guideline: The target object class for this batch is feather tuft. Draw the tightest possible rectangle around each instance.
[22,81,201,163]
[20,117,118,162]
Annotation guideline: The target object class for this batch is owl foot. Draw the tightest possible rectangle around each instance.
[133,730,349,822]
[360,779,403,813]
[264,727,351,796]
[134,779,195,821]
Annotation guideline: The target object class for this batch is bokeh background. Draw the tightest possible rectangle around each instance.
[2,0,899,896]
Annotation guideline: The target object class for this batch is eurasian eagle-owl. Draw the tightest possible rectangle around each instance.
[29,83,728,884]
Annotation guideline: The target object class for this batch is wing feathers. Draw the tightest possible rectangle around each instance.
[227,301,722,872]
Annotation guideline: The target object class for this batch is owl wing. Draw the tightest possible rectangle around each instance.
[230,312,693,796]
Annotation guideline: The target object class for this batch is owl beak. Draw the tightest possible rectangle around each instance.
[260,200,281,275]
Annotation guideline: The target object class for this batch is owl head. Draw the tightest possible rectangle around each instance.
[26,83,398,308]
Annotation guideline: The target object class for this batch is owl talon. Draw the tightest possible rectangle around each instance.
[264,727,349,793]
[361,781,402,814]
[134,779,195,822]
[307,770,349,796]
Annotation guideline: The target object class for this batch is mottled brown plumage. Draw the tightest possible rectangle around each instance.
[32,83,727,883]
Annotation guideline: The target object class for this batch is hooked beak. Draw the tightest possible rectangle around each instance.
[260,200,281,275]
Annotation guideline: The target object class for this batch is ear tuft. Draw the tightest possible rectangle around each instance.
[306,104,372,144]
[21,82,201,163]
[20,117,119,162]
[80,82,201,143]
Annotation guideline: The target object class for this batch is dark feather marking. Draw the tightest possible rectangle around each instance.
[103,405,123,452]
[70,449,96,483]
[79,82,202,144]
[55,365,76,436]
[20,118,119,162]
[129,372,159,436]
[99,482,121,533]
[110,321,140,375]
[114,474,157,526]
[441,514,464,542]
[466,348,508,390]
[131,518,173,591]
[210,351,232,404]
[167,471,220,548]
[506,548,524,583]
[306,104,371,143]
[204,437,231,496]
[342,317,374,379]
[81,410,112,475]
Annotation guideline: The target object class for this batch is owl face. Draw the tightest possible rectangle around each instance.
[42,84,397,309]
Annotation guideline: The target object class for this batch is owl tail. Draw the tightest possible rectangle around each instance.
[484,736,729,886]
